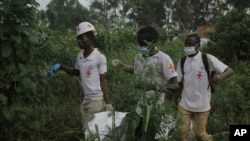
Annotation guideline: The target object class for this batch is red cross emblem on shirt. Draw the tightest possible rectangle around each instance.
[196,71,203,79]
[168,64,175,71]
[86,70,92,77]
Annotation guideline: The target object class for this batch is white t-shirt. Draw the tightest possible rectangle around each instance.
[75,48,107,100]
[134,51,178,86]
[134,51,178,115]
[177,51,228,112]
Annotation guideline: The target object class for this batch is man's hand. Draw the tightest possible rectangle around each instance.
[105,104,113,116]
[112,59,134,74]
[112,59,122,67]
[105,104,113,111]
[212,75,222,84]
[166,83,179,92]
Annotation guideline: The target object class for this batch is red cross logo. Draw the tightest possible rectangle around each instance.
[196,71,203,79]
[168,64,175,71]
[86,70,92,77]
[87,24,92,28]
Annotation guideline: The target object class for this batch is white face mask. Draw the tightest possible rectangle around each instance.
[137,46,150,54]
[184,47,196,55]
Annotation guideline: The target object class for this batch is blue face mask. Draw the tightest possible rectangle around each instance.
[137,46,150,54]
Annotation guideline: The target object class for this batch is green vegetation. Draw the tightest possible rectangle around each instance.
[0,0,250,141]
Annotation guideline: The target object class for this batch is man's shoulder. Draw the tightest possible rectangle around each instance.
[77,50,83,54]
[201,52,214,57]
[135,53,143,58]
[202,53,217,62]
[204,53,214,58]
[94,49,106,56]
[76,51,83,58]
[157,50,172,59]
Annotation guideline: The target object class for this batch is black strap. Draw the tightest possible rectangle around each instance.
[181,53,210,79]
[180,56,187,83]
[180,53,216,92]
[201,53,210,78]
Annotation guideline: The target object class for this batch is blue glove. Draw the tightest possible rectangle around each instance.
[50,64,61,76]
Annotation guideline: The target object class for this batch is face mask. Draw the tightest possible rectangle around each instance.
[184,47,196,55]
[138,46,150,54]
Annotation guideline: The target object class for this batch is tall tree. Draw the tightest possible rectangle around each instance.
[172,0,228,32]
[88,0,171,27]
[226,0,250,10]
[0,0,52,140]
[191,0,217,29]
[209,10,250,61]
[45,0,89,32]
[122,0,168,26]
[172,0,192,31]
[89,0,121,26]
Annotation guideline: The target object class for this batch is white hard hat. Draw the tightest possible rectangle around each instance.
[76,22,96,36]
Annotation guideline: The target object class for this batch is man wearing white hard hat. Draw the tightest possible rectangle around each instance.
[50,22,113,133]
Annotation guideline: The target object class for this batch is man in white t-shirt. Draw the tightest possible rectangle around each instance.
[49,22,113,133]
[176,33,234,141]
[112,26,178,141]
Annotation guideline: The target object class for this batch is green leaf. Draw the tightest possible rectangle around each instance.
[19,63,27,72]
[144,105,151,133]
[0,93,8,105]
[1,43,12,58]
[0,26,3,38]
[2,107,13,120]
[21,77,33,89]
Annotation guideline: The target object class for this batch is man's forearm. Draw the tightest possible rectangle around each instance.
[220,67,234,80]
[60,64,80,75]
[120,64,134,74]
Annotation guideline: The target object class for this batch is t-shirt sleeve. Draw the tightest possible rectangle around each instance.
[98,54,107,74]
[162,54,178,80]
[75,52,81,70]
[176,59,183,83]
[134,54,140,74]
[208,54,228,73]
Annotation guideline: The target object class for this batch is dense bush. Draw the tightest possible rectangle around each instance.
[200,10,250,140]
[207,10,250,61]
